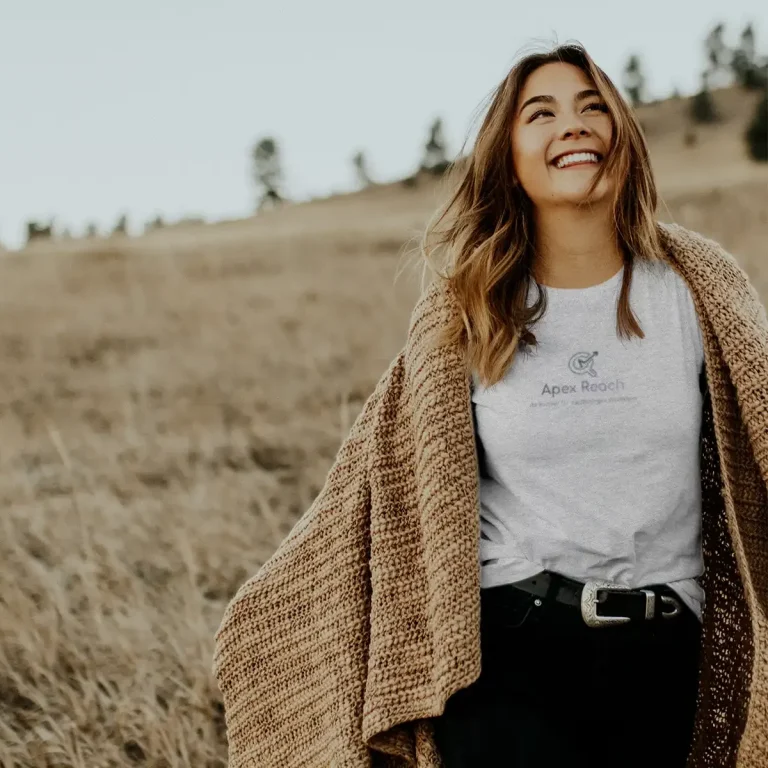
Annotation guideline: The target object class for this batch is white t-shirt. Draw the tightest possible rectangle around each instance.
[470,258,706,621]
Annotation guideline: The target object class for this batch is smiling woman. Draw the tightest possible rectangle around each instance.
[518,86,609,167]
[413,42,748,768]
[420,43,659,372]
[410,41,765,768]
[511,63,621,289]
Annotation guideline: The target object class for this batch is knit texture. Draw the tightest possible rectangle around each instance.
[213,222,768,768]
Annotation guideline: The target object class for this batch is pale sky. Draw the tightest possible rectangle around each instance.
[1,0,766,249]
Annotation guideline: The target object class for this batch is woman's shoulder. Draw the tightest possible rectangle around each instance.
[656,221,767,326]
[655,222,735,269]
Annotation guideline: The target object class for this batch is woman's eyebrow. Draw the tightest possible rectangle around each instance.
[518,88,601,116]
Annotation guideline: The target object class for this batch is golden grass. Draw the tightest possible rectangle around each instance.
[0,226,425,766]
[1,85,767,766]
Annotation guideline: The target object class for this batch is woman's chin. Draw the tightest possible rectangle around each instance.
[551,182,613,207]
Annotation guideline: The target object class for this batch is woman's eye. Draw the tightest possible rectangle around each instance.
[529,103,608,121]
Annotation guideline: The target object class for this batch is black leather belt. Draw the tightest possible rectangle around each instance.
[507,571,686,628]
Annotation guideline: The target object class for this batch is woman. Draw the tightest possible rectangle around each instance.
[214,43,768,768]
[427,44,704,768]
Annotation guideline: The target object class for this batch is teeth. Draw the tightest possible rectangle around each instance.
[555,152,600,168]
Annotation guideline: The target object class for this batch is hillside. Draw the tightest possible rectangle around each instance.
[0,84,766,766]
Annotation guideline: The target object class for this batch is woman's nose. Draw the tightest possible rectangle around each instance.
[559,113,592,139]
[562,122,591,138]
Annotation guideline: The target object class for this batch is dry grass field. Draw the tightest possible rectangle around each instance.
[1,86,766,767]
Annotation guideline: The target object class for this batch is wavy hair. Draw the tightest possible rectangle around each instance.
[403,42,666,389]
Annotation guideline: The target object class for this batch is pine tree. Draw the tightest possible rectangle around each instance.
[252,136,284,211]
[352,150,373,187]
[732,23,768,90]
[705,22,731,88]
[112,213,128,236]
[690,71,719,124]
[745,90,768,161]
[420,118,449,176]
[623,55,645,107]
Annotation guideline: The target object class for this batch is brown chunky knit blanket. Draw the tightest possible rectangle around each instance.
[213,222,768,767]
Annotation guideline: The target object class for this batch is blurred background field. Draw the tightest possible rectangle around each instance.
[1,6,767,768]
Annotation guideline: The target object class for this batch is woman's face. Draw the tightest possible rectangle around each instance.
[511,62,614,209]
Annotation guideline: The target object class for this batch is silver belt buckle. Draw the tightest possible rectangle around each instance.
[580,580,658,627]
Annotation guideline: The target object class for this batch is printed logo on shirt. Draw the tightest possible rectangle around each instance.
[568,351,599,377]
[535,350,633,405]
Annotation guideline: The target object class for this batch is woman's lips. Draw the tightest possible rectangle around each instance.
[554,160,600,169]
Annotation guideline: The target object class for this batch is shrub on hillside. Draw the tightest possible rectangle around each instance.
[690,85,719,124]
[112,214,128,236]
[26,220,53,244]
[745,91,768,162]
[420,159,450,176]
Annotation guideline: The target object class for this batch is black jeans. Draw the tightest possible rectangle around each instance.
[433,580,703,768]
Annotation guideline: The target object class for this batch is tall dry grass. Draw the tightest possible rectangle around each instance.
[0,224,422,767]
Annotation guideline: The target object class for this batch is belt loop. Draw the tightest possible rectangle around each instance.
[537,571,562,619]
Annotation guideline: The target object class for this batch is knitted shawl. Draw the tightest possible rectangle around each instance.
[213,222,768,768]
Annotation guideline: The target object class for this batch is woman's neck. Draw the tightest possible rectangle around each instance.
[531,206,624,289]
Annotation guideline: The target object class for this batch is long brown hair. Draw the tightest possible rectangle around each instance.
[403,42,666,389]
